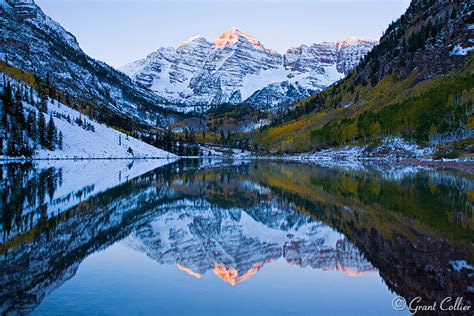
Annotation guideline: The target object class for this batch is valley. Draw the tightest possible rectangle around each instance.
[0,0,473,161]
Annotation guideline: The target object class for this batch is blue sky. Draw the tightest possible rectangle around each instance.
[36,0,411,68]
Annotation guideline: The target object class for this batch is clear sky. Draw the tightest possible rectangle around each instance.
[35,0,411,68]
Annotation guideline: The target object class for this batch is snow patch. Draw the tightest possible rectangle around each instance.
[450,260,474,272]
[450,44,474,56]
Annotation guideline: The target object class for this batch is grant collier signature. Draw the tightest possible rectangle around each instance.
[392,296,472,314]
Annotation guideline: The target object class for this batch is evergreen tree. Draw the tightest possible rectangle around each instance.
[46,115,56,150]
[57,131,63,150]
[7,122,21,156]
[14,89,25,128]
[39,95,48,113]
[29,87,34,106]
[2,82,13,121]
[26,111,37,142]
[220,130,225,144]
[38,112,46,147]
[75,115,83,126]
[190,130,196,144]
[6,121,31,157]
[45,73,51,93]
[163,128,173,152]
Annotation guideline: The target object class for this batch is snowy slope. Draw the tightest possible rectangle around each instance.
[35,159,176,216]
[34,99,176,159]
[122,28,377,110]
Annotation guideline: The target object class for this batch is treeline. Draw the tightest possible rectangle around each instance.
[141,128,202,157]
[310,74,474,148]
[1,78,62,157]
[218,130,252,151]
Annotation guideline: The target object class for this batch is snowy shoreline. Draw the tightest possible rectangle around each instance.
[2,154,474,165]
[0,156,178,163]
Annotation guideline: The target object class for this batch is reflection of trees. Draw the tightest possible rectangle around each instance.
[249,162,474,307]
[251,163,474,242]
[1,163,63,241]
[0,160,188,314]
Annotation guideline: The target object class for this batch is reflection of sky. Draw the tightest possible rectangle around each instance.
[35,0,410,68]
[34,243,408,315]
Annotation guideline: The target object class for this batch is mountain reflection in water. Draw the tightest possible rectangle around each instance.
[125,198,374,286]
[1,159,473,315]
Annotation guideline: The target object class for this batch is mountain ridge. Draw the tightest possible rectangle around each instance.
[0,0,180,127]
[121,28,377,111]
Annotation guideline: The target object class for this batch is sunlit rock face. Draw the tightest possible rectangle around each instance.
[126,200,374,285]
[121,28,376,110]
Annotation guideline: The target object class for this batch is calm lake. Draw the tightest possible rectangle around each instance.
[1,159,473,315]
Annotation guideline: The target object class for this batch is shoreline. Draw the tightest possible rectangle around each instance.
[2,155,474,169]
[0,156,178,162]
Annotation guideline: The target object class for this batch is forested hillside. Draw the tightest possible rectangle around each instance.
[0,62,177,158]
[252,0,474,157]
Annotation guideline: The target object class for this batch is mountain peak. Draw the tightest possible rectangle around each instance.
[337,37,376,47]
[213,27,264,49]
[341,37,371,44]
[178,35,208,48]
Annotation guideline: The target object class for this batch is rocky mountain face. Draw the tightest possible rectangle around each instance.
[284,38,377,77]
[121,28,376,110]
[0,0,177,126]
[354,0,473,86]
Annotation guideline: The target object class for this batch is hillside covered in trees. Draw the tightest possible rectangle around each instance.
[1,74,62,157]
[0,61,176,159]
[251,0,474,158]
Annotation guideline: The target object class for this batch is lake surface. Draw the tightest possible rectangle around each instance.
[1,159,473,315]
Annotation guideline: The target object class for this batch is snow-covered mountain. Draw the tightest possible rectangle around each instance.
[0,0,177,125]
[122,28,376,110]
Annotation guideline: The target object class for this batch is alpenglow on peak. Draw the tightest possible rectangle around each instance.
[213,27,265,50]
[178,28,266,50]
